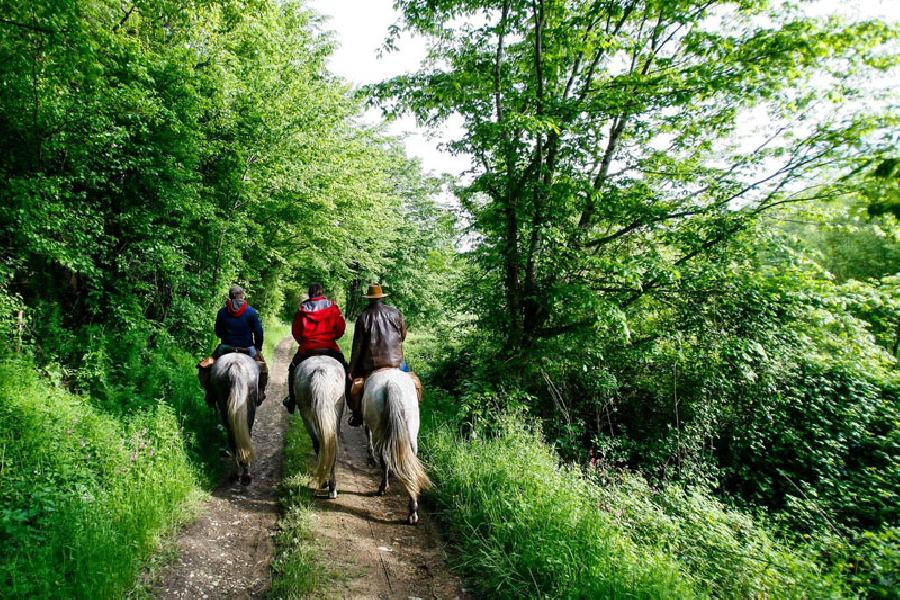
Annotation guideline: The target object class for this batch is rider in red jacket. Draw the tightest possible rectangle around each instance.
[283,282,348,413]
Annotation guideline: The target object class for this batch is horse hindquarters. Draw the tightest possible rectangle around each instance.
[380,381,432,523]
[309,370,339,497]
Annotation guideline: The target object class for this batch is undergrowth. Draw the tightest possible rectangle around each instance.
[0,319,290,598]
[421,391,850,599]
[0,355,204,598]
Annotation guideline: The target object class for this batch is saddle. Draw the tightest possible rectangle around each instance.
[197,351,268,407]
[348,369,423,418]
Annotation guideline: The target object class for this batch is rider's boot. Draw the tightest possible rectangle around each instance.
[348,378,364,427]
[282,361,297,413]
[256,357,268,406]
[197,357,216,407]
[409,371,423,403]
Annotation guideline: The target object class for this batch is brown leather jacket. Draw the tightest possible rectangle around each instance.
[349,301,407,376]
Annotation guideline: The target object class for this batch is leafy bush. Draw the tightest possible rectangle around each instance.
[0,359,204,598]
[718,360,899,531]
[422,397,850,598]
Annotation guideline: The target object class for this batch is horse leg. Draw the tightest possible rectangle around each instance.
[327,432,337,498]
[328,462,337,499]
[378,450,390,496]
[231,453,240,481]
[365,425,377,467]
[407,494,419,525]
[302,415,320,456]
[241,393,254,486]
[225,422,241,481]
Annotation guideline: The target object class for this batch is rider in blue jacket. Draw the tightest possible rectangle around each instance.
[214,286,264,357]
[199,285,268,404]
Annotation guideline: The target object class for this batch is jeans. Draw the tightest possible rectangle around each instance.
[214,344,257,358]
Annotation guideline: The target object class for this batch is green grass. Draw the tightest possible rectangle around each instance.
[420,393,849,599]
[0,357,205,599]
[0,316,302,599]
[125,488,207,599]
[263,319,293,359]
[269,411,328,598]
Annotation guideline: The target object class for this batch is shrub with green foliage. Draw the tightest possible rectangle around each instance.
[0,0,458,593]
[0,358,204,598]
[421,398,848,599]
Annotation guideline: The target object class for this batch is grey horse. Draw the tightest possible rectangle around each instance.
[363,368,431,524]
[209,352,258,485]
[294,355,346,498]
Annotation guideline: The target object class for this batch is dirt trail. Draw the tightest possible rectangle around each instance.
[153,336,466,599]
[153,337,293,599]
[306,404,467,599]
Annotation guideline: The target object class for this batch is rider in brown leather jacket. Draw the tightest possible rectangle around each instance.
[347,283,420,426]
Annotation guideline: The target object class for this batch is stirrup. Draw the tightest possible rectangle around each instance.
[282,396,296,414]
[348,412,363,427]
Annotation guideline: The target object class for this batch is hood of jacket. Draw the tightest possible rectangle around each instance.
[226,299,248,317]
[299,297,333,321]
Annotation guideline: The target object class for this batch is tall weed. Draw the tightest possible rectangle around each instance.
[421,396,849,598]
[0,343,212,598]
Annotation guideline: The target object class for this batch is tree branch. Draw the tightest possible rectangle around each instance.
[0,18,55,35]
[113,5,135,32]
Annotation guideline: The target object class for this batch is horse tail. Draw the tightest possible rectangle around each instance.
[382,380,432,495]
[310,368,337,488]
[228,372,254,465]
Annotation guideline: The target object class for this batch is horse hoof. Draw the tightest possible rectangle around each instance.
[240,474,252,486]
[366,457,377,468]
[329,489,337,499]
[408,512,419,525]
[377,486,387,496]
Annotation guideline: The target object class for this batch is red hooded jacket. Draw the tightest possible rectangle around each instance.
[292,296,346,354]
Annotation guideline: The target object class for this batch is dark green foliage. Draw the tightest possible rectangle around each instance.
[382,2,897,596]
[0,356,202,598]
[375,0,895,352]
[0,0,458,352]
[861,157,900,220]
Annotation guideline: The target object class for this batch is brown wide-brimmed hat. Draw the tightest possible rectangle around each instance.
[362,283,388,299]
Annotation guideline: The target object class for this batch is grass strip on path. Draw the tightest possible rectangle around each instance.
[269,411,328,598]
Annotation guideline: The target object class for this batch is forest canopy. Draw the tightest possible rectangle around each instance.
[0,1,458,596]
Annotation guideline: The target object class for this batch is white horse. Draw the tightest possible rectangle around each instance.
[363,369,431,524]
[294,355,345,498]
[209,353,257,485]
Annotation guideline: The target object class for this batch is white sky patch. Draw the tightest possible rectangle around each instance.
[802,0,899,20]
[309,0,471,178]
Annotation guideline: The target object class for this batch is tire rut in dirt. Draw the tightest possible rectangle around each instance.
[152,337,293,599]
[304,407,468,599]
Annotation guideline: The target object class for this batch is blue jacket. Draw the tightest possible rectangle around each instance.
[215,305,264,349]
